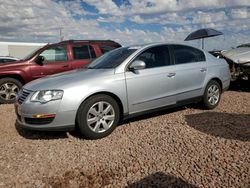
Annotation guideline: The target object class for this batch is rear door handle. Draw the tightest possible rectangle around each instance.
[200,68,207,72]
[167,73,176,78]
[62,64,69,68]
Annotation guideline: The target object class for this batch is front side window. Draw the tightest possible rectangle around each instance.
[22,46,43,61]
[172,45,206,64]
[40,46,68,62]
[135,45,171,69]
[72,45,96,60]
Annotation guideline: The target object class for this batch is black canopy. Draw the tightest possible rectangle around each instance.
[185,28,223,49]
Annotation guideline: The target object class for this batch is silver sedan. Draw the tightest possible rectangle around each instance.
[15,43,230,139]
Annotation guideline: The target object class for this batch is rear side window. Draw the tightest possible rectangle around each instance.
[135,45,171,69]
[172,45,206,64]
[72,45,96,60]
[40,46,68,62]
[100,46,117,54]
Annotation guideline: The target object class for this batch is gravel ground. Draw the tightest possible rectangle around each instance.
[0,88,249,187]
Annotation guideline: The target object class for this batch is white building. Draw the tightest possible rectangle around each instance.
[0,41,47,59]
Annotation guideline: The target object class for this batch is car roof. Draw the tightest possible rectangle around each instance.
[57,40,121,46]
[125,42,203,51]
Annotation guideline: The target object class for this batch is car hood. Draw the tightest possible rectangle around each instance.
[221,47,250,65]
[24,68,115,91]
[0,60,25,67]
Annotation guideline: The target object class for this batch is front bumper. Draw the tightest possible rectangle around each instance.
[15,100,76,131]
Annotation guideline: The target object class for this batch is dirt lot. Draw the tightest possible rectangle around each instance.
[0,85,249,187]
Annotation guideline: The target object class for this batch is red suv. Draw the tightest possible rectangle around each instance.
[0,40,121,103]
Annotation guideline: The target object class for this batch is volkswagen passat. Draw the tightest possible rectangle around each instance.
[15,43,230,139]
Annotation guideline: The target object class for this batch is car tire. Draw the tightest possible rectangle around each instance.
[76,94,120,139]
[203,80,222,109]
[0,78,22,104]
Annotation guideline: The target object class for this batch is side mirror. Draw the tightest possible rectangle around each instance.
[35,56,45,65]
[129,60,146,71]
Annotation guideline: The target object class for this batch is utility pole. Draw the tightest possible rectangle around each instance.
[60,28,64,41]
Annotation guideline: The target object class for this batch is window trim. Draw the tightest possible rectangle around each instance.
[88,45,96,59]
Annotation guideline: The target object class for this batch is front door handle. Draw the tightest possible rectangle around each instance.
[200,68,207,72]
[167,73,176,78]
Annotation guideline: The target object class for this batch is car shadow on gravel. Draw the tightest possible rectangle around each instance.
[229,80,250,92]
[122,106,186,124]
[15,122,69,140]
[185,112,250,141]
[126,172,197,188]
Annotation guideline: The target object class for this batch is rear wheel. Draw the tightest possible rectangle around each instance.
[0,78,22,104]
[76,94,120,139]
[203,80,221,109]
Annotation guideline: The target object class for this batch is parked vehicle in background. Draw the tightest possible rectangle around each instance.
[16,43,230,139]
[210,45,250,82]
[221,47,250,81]
[0,56,19,63]
[0,40,121,103]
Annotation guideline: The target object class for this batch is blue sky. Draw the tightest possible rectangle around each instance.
[0,0,249,50]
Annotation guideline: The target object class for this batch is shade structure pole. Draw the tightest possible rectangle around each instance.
[202,38,204,49]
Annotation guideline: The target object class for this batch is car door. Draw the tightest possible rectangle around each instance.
[30,45,71,79]
[70,44,96,69]
[125,45,176,114]
[170,45,207,101]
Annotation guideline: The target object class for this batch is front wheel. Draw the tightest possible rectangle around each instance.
[203,80,222,109]
[76,94,120,139]
[0,78,22,104]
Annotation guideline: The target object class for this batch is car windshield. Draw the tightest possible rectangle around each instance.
[22,46,43,61]
[87,47,136,69]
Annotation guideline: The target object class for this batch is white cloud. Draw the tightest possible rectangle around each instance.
[0,0,249,51]
[192,11,228,24]
[58,0,95,16]
[84,0,122,16]
[97,16,124,23]
[230,7,249,19]
[110,0,250,15]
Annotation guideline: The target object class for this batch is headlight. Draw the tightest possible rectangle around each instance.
[30,90,64,103]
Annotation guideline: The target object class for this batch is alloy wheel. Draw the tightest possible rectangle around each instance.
[0,83,19,101]
[86,101,115,133]
[207,84,220,105]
